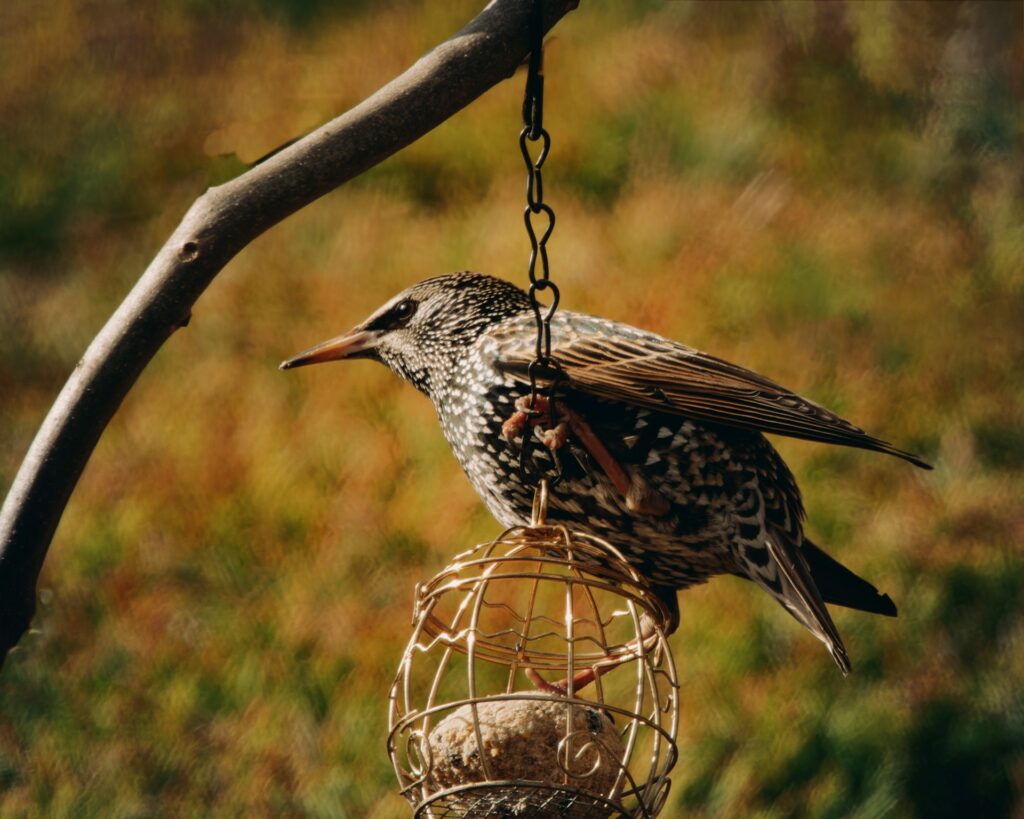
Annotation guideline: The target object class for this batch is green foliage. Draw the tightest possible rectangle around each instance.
[2,1,1022,816]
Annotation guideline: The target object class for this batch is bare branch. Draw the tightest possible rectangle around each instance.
[0,0,579,668]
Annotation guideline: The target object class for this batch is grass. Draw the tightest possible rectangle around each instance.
[1,1,1022,816]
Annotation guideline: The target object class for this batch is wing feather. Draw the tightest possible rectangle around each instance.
[485,313,930,469]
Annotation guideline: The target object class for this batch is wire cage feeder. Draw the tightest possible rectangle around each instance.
[388,485,680,817]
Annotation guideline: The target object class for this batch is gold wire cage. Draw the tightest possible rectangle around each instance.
[388,485,680,817]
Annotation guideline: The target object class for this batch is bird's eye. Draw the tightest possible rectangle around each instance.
[392,299,417,323]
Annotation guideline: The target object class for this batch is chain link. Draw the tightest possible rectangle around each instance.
[518,0,564,487]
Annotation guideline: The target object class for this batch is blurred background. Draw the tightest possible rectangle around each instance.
[1,1,1022,816]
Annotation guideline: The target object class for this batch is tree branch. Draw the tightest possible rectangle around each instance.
[0,0,579,668]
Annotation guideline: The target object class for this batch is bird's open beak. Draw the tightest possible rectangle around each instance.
[279,328,379,370]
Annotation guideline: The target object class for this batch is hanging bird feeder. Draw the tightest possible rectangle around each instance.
[387,483,680,817]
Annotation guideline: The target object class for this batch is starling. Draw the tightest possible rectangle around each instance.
[281,273,929,674]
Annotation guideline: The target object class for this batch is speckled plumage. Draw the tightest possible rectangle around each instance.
[284,272,929,673]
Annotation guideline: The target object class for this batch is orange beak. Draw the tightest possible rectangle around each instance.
[279,328,379,370]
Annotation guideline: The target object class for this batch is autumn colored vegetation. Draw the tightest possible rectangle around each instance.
[1,1,1022,816]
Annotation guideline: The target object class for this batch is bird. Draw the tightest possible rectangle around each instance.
[281,272,930,674]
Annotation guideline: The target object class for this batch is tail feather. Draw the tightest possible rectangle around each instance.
[802,540,897,617]
[762,538,851,675]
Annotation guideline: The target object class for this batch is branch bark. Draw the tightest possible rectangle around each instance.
[0,0,579,668]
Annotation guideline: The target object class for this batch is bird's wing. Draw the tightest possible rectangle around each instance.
[484,312,930,468]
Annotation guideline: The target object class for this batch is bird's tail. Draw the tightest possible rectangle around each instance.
[742,531,852,675]
[801,539,897,617]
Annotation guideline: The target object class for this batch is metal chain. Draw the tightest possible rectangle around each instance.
[518,0,564,487]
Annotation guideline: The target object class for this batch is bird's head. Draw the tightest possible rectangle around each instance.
[280,272,531,397]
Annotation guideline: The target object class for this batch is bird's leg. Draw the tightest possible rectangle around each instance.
[524,666,575,695]
[553,403,671,517]
[525,611,666,695]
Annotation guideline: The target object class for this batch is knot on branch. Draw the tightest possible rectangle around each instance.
[178,241,200,263]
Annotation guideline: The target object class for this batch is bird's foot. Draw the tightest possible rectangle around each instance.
[525,664,612,696]
[501,394,555,442]
[523,621,663,695]
[524,666,596,696]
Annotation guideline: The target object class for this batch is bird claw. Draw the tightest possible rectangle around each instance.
[540,421,569,451]
[500,413,528,442]
[501,394,561,447]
